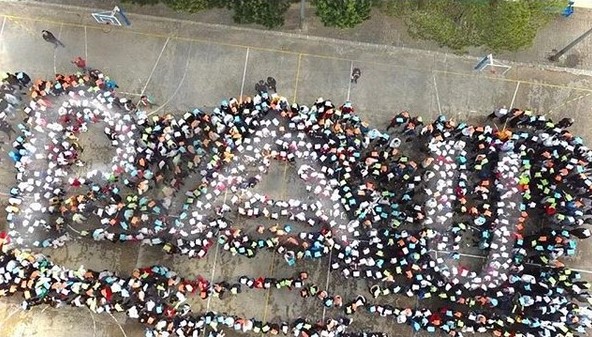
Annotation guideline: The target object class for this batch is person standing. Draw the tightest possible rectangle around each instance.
[351,68,361,83]
[266,77,277,92]
[0,119,16,140]
[71,57,87,71]
[486,106,508,121]
[16,72,31,89]
[557,117,574,129]
[255,80,267,93]
[41,30,65,48]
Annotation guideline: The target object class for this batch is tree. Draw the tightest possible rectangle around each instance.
[313,0,374,28]
[121,0,162,5]
[229,0,291,29]
[383,0,568,52]
[121,0,229,12]
[163,0,215,13]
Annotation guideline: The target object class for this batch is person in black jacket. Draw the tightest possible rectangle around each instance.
[41,30,65,48]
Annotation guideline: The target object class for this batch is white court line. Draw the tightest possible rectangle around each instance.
[204,189,227,313]
[433,73,442,115]
[321,249,333,320]
[84,25,88,61]
[0,308,20,325]
[239,47,250,100]
[147,43,194,116]
[411,297,419,337]
[346,61,353,101]
[0,17,6,38]
[436,249,592,274]
[66,224,82,235]
[108,312,128,337]
[117,91,143,96]
[53,23,63,75]
[510,81,520,108]
[568,267,592,275]
[139,37,170,98]
[87,308,98,337]
[434,250,486,259]
[204,233,220,312]
[292,54,302,103]
[524,263,592,275]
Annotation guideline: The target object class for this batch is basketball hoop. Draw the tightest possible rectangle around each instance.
[474,54,511,75]
[91,5,131,30]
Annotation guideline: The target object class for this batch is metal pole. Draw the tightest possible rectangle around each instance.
[300,0,305,30]
[548,26,592,62]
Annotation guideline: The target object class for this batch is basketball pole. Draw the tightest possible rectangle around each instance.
[548,26,592,62]
[299,0,305,30]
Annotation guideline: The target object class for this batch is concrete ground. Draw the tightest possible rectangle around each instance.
[574,0,592,9]
[1,2,592,337]
[27,0,592,72]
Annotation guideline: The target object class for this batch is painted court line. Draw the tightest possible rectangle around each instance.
[239,47,250,100]
[117,91,143,97]
[52,23,63,76]
[261,163,289,331]
[139,36,170,98]
[411,297,420,337]
[84,25,88,61]
[569,267,592,275]
[525,263,592,275]
[88,309,98,337]
[549,92,592,114]
[261,250,278,333]
[0,307,20,325]
[437,250,592,275]
[204,238,221,312]
[108,312,129,337]
[293,54,302,103]
[510,81,520,108]
[346,61,353,101]
[3,13,592,95]
[204,189,228,314]
[148,42,194,117]
[321,249,333,321]
[441,251,486,259]
[0,16,6,38]
[433,73,442,115]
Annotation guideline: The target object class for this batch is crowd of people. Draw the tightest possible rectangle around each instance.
[0,65,592,337]
[0,72,30,142]
[0,240,357,337]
